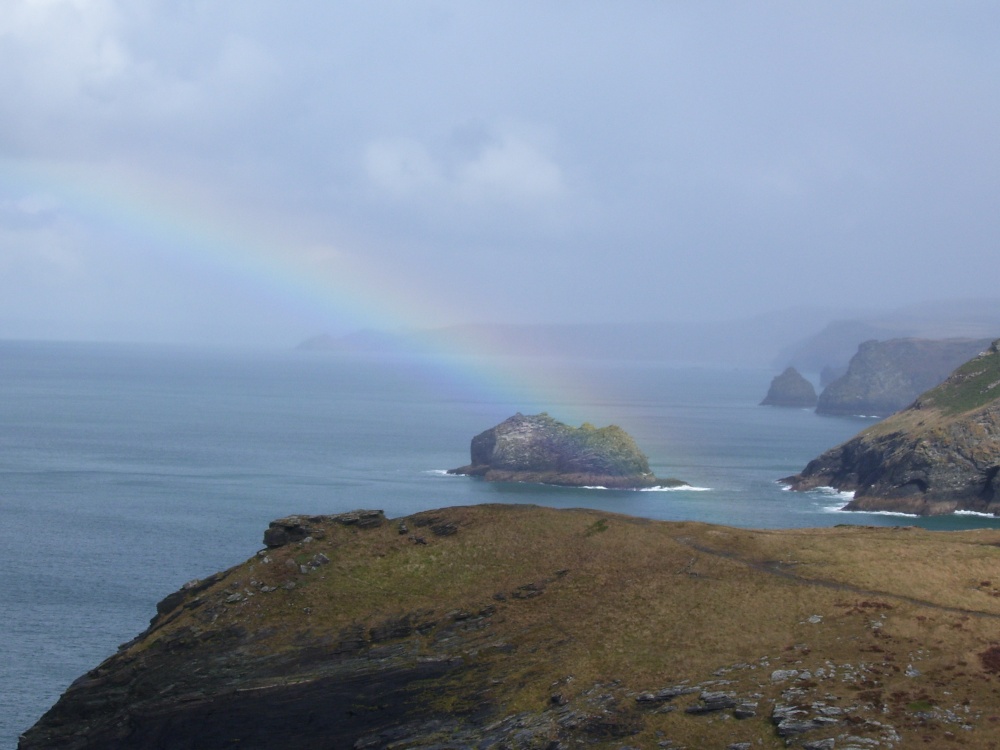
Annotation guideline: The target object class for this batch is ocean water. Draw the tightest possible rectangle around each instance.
[4,341,999,746]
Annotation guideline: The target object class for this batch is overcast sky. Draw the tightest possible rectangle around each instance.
[1,1,998,345]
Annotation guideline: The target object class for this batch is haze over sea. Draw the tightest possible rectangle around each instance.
[5,341,1000,746]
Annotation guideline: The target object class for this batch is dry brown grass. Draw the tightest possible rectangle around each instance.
[137,504,1000,748]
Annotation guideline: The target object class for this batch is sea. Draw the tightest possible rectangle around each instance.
[4,340,1000,747]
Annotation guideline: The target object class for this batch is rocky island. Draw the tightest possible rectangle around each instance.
[759,367,817,408]
[22,504,1000,749]
[448,412,685,489]
[815,337,993,417]
[786,339,1000,515]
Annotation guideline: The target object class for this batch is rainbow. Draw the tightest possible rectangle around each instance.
[3,158,616,426]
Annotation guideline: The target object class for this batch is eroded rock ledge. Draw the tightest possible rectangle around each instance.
[448,412,685,489]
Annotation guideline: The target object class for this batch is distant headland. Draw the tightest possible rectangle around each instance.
[785,340,1000,515]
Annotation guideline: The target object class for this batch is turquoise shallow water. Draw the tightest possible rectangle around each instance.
[3,341,998,745]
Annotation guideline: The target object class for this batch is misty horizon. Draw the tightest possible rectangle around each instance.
[3,3,1000,347]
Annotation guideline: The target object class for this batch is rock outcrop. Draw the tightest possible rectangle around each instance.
[816,337,993,417]
[22,504,1000,749]
[448,412,684,489]
[760,367,817,408]
[785,340,1000,515]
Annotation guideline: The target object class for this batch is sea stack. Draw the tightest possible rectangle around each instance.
[448,412,685,489]
[760,367,817,408]
[785,340,1000,515]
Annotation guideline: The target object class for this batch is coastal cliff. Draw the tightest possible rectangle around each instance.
[786,340,1000,515]
[448,412,684,489]
[816,337,993,417]
[22,504,1000,749]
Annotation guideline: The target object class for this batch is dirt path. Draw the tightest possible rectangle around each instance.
[674,535,1000,621]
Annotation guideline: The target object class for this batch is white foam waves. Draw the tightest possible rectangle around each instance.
[640,484,712,493]
[429,470,711,493]
[582,484,713,492]
[810,486,856,514]
[810,487,923,518]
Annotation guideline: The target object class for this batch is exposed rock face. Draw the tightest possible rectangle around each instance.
[448,412,683,488]
[816,337,993,417]
[22,504,1000,749]
[760,367,817,408]
[263,510,384,547]
[777,300,1000,376]
[819,364,847,389]
[786,340,1000,514]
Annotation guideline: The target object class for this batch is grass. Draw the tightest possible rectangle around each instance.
[918,341,1000,416]
[130,504,1000,748]
[842,342,1000,449]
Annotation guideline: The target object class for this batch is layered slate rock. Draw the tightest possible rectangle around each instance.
[760,367,817,408]
[785,340,1000,515]
[448,412,684,489]
[816,337,993,417]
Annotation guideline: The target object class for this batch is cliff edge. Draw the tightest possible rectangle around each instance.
[448,412,684,489]
[21,505,1000,749]
[816,337,993,417]
[786,340,1000,514]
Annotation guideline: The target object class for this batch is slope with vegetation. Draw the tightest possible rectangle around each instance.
[787,340,1000,514]
[815,337,993,417]
[21,504,1000,749]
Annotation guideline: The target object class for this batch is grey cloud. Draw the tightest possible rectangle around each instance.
[1,1,999,343]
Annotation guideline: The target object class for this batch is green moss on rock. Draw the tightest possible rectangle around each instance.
[449,413,685,489]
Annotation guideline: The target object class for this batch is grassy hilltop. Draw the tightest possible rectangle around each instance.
[21,504,1000,749]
